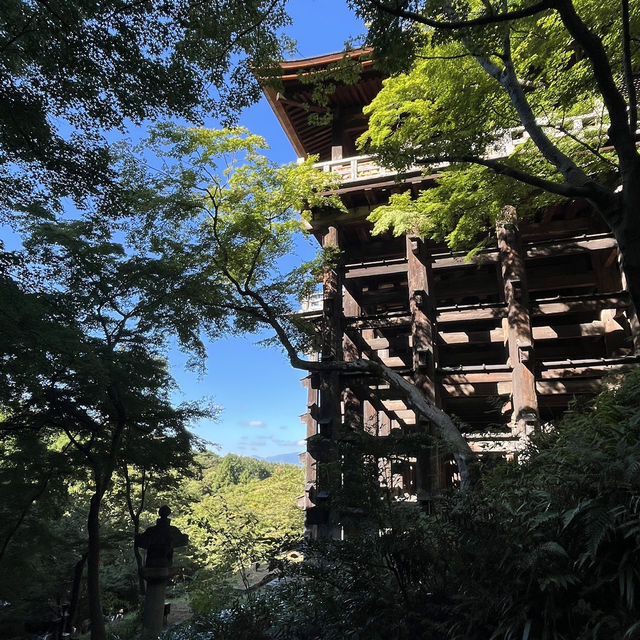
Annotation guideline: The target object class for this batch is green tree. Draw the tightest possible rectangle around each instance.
[175,459,304,614]
[125,125,479,484]
[0,0,292,223]
[350,0,640,311]
[0,221,217,640]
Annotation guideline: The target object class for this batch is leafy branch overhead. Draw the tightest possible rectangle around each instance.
[352,0,640,309]
[0,0,293,221]
[123,126,345,347]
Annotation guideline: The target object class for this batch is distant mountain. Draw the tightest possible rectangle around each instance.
[264,452,303,466]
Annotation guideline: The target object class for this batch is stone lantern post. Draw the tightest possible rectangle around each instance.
[135,506,188,638]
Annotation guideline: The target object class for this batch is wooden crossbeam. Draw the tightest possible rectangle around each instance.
[532,294,628,317]
[345,260,408,279]
[442,381,511,397]
[430,234,616,270]
[439,321,607,345]
[439,328,504,344]
[438,305,506,323]
[536,379,602,394]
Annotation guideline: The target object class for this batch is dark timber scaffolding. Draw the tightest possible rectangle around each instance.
[264,50,640,540]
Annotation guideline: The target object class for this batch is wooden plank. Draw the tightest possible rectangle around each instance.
[380,356,408,368]
[428,235,616,270]
[536,379,602,394]
[532,321,604,340]
[362,336,410,350]
[432,252,499,269]
[441,371,513,384]
[525,234,617,259]
[539,363,636,380]
[394,409,417,421]
[438,305,506,323]
[345,261,408,279]
[442,381,512,397]
[349,315,412,329]
[439,328,504,344]
[533,295,629,317]
[382,400,409,412]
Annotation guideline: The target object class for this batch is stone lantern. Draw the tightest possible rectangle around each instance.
[135,506,188,638]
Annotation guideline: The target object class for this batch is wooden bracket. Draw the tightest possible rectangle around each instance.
[516,339,533,363]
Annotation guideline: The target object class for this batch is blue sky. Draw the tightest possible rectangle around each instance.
[170,1,365,458]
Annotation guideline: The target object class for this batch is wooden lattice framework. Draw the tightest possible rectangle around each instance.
[264,51,640,539]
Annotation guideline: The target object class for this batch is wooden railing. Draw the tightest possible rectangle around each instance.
[313,112,603,184]
[313,155,401,183]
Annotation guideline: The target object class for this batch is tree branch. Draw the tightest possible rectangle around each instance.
[415,154,601,199]
[368,0,551,30]
[622,0,637,135]
[208,260,477,486]
[554,0,638,167]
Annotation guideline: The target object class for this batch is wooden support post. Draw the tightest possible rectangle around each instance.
[497,206,538,437]
[313,225,344,539]
[406,236,439,502]
[342,290,362,435]
[407,236,438,404]
[300,376,318,537]
[342,287,364,537]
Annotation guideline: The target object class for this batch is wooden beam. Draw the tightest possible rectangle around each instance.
[438,305,506,323]
[441,371,513,384]
[348,314,412,329]
[429,235,617,272]
[532,294,629,317]
[345,261,408,279]
[382,399,409,412]
[497,206,538,435]
[525,234,617,259]
[442,381,512,397]
[380,356,409,368]
[362,336,410,351]
[536,379,602,394]
[439,328,505,344]
[532,321,605,340]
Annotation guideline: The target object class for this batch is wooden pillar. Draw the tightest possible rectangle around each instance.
[342,288,362,435]
[407,236,438,404]
[406,236,439,502]
[314,225,343,539]
[497,206,538,437]
[301,375,318,538]
[342,289,364,537]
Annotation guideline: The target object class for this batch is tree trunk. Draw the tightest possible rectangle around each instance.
[68,552,88,632]
[133,528,146,597]
[87,489,106,640]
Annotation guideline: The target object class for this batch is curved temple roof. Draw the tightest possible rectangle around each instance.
[262,49,383,161]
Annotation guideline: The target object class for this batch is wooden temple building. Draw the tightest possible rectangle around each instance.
[263,51,640,539]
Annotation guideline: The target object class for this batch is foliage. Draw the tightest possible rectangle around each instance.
[356,8,624,253]
[120,125,345,353]
[0,216,219,638]
[0,0,293,222]
[346,0,640,315]
[165,371,640,639]
[174,455,304,614]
